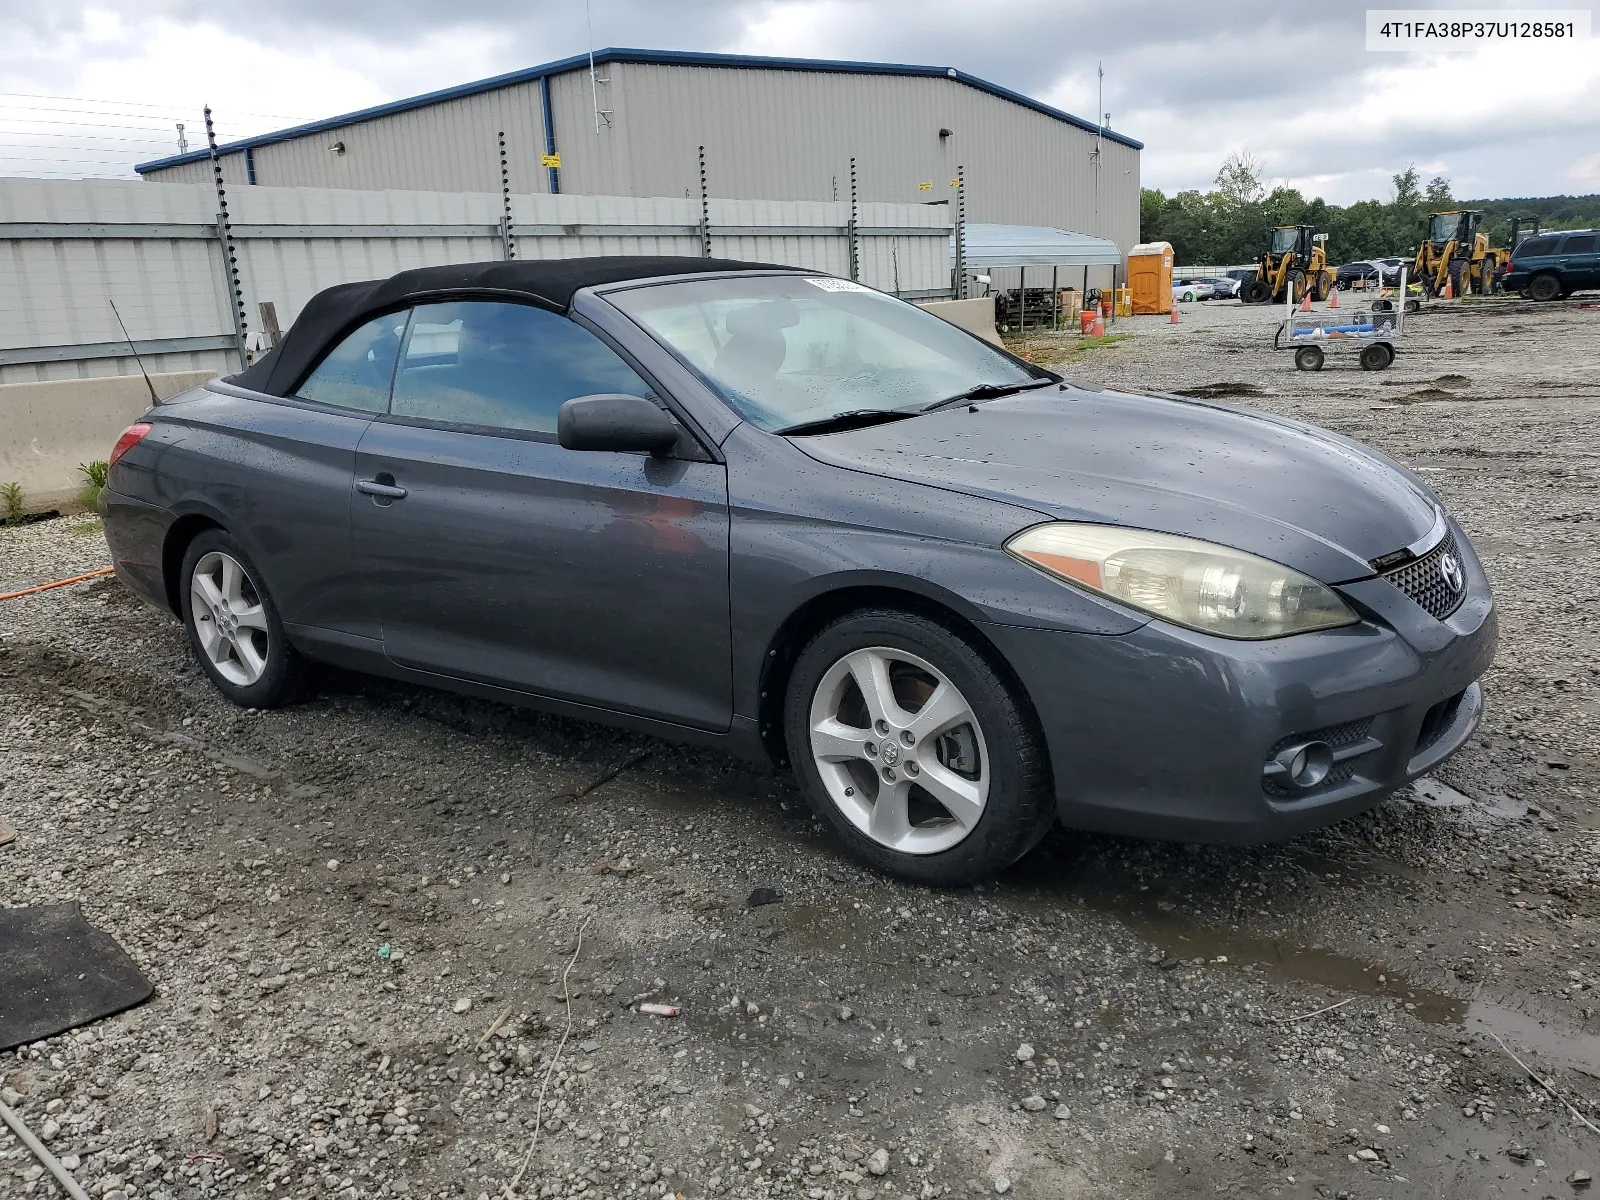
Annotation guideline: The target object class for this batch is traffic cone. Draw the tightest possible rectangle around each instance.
[1169,305,1180,324]
[1441,276,1454,299]
[1299,292,1312,311]
[1327,288,1339,310]
[1091,317,1105,336]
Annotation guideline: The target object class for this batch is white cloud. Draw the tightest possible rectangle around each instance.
[0,0,1595,201]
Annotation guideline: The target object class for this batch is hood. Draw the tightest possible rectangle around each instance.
[792,385,1439,582]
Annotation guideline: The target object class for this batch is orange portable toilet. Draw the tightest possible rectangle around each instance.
[1128,241,1174,315]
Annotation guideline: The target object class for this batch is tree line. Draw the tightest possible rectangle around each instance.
[1140,152,1600,266]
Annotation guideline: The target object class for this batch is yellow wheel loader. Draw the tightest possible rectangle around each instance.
[1413,210,1504,297]
[1239,226,1337,305]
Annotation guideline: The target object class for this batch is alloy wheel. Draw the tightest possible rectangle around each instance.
[189,550,271,686]
[807,646,990,855]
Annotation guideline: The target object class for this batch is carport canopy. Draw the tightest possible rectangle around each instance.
[952,223,1123,269]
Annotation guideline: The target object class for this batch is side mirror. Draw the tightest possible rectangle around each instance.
[557,394,680,455]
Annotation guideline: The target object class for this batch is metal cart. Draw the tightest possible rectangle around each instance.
[1274,267,1410,371]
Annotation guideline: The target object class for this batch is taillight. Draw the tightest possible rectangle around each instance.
[109,422,152,468]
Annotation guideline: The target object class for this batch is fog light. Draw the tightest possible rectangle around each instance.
[1272,740,1334,790]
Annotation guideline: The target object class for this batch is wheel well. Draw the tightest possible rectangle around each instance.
[161,514,221,616]
[755,585,1041,770]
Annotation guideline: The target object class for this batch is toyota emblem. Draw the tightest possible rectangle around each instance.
[1439,552,1464,594]
[879,741,901,765]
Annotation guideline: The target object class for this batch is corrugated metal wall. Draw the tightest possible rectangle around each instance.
[142,63,1138,254]
[1,178,950,384]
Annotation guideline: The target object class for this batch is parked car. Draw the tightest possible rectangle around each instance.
[1336,261,1382,289]
[1173,277,1215,302]
[100,257,1497,884]
[1199,275,1241,298]
[1374,256,1408,284]
[1224,268,1258,286]
[1501,228,1600,301]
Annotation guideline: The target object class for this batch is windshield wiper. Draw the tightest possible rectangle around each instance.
[922,377,1058,413]
[775,409,919,436]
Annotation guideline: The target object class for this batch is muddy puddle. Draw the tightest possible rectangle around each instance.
[999,843,1468,1023]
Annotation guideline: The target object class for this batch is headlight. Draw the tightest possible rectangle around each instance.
[1005,522,1358,639]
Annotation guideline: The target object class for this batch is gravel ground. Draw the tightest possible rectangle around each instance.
[2,293,1598,1200]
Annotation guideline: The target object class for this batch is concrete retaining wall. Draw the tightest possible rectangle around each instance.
[0,370,215,512]
[920,297,1003,346]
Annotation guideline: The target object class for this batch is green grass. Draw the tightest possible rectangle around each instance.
[77,460,109,512]
[1,481,24,526]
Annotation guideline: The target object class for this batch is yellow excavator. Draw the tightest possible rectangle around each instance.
[1413,210,1502,296]
[1239,225,1337,304]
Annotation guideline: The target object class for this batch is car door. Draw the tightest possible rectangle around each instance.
[224,310,406,639]
[1559,232,1598,289]
[350,298,733,731]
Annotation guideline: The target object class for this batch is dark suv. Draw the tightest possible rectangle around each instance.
[1502,228,1600,301]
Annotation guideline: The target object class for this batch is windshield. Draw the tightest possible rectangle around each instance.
[1269,228,1299,254]
[1429,214,1464,243]
[607,274,1041,432]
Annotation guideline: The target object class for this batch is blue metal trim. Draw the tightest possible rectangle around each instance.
[245,147,256,185]
[540,74,560,194]
[134,48,1141,173]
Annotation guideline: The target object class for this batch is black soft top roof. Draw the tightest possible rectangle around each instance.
[231,255,786,396]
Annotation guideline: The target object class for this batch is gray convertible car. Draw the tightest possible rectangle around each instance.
[102,257,1496,884]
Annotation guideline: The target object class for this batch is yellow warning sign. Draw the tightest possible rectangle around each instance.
[950,178,960,188]
[541,152,561,168]
[917,180,933,191]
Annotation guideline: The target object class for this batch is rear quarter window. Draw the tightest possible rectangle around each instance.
[1516,236,1559,257]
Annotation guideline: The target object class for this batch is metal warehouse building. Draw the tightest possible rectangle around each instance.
[135,48,1142,254]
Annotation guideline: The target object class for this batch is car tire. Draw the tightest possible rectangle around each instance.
[1529,274,1562,302]
[180,529,307,708]
[1294,345,1325,371]
[784,609,1054,886]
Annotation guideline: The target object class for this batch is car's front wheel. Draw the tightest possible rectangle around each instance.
[180,529,307,708]
[784,609,1054,885]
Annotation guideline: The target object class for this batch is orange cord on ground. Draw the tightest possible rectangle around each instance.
[0,566,114,602]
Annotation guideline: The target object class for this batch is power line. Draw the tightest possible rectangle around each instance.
[0,91,313,122]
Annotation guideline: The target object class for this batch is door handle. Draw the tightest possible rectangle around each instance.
[356,479,407,499]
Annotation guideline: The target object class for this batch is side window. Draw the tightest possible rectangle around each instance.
[390,301,652,436]
[295,312,409,412]
[1560,234,1595,255]
[1517,236,1558,257]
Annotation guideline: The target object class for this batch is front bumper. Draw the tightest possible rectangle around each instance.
[981,531,1497,844]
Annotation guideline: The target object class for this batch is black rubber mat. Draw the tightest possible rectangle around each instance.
[0,903,153,1051]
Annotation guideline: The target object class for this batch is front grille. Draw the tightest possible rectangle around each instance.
[1382,532,1466,620]
[1264,717,1374,798]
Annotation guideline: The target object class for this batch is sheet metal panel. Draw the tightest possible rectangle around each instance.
[134,60,1136,253]
[0,178,950,384]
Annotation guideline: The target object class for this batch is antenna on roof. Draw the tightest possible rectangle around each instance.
[1091,62,1104,237]
[587,0,613,133]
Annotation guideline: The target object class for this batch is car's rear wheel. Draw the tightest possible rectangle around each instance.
[1529,273,1562,302]
[180,530,306,708]
[784,610,1053,885]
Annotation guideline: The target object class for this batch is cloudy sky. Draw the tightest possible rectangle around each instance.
[3,0,1597,203]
